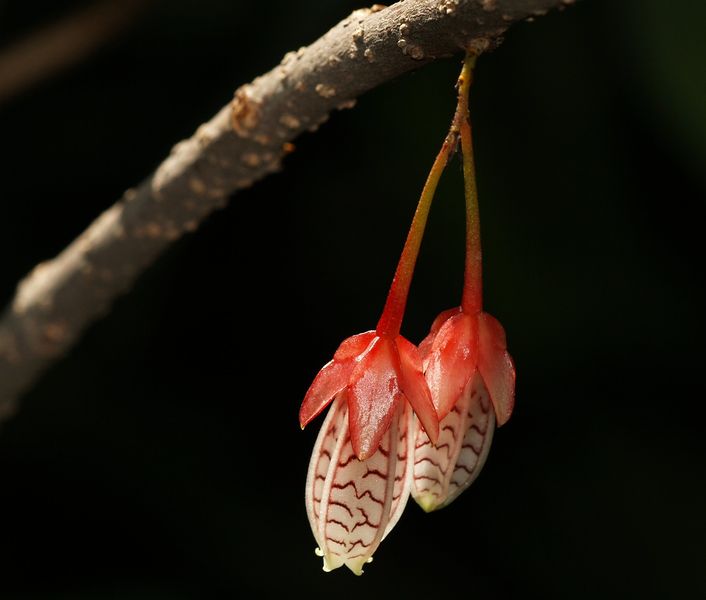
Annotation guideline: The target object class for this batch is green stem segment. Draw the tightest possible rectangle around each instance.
[458,53,483,315]
[376,52,480,337]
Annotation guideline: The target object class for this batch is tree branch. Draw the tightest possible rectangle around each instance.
[0,0,573,421]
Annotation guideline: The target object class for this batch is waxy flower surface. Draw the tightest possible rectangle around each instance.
[305,396,414,574]
[299,331,438,461]
[420,308,515,427]
[412,307,514,511]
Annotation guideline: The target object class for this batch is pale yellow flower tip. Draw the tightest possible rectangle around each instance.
[315,547,343,573]
[314,547,376,575]
[346,556,368,576]
[415,493,441,513]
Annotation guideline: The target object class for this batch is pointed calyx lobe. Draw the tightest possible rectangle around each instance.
[300,332,438,461]
[299,331,376,428]
[419,309,514,427]
[422,311,479,420]
[478,312,515,425]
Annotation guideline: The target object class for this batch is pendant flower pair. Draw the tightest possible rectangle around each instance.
[299,53,515,574]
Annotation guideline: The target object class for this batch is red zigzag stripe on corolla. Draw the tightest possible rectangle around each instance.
[412,372,494,512]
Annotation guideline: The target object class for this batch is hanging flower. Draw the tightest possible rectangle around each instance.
[301,333,427,573]
[301,50,516,571]
[305,396,414,574]
[412,308,514,512]
[411,54,516,512]
[299,108,458,573]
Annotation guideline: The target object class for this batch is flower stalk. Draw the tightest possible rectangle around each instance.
[458,54,483,315]
[376,139,453,337]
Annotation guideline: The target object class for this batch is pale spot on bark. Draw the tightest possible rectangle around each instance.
[280,114,301,129]
[231,85,261,137]
[242,153,261,167]
[189,177,206,195]
[315,83,337,98]
[337,99,357,110]
[44,321,68,344]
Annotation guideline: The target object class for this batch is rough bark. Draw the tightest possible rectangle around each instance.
[0,0,574,421]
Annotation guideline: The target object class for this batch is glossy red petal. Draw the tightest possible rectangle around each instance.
[396,336,439,445]
[424,312,479,421]
[418,307,461,363]
[300,331,377,429]
[429,307,463,334]
[478,312,516,426]
[300,358,356,429]
[348,336,404,460]
[333,331,376,361]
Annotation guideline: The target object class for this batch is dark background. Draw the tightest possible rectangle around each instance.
[1,0,704,598]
